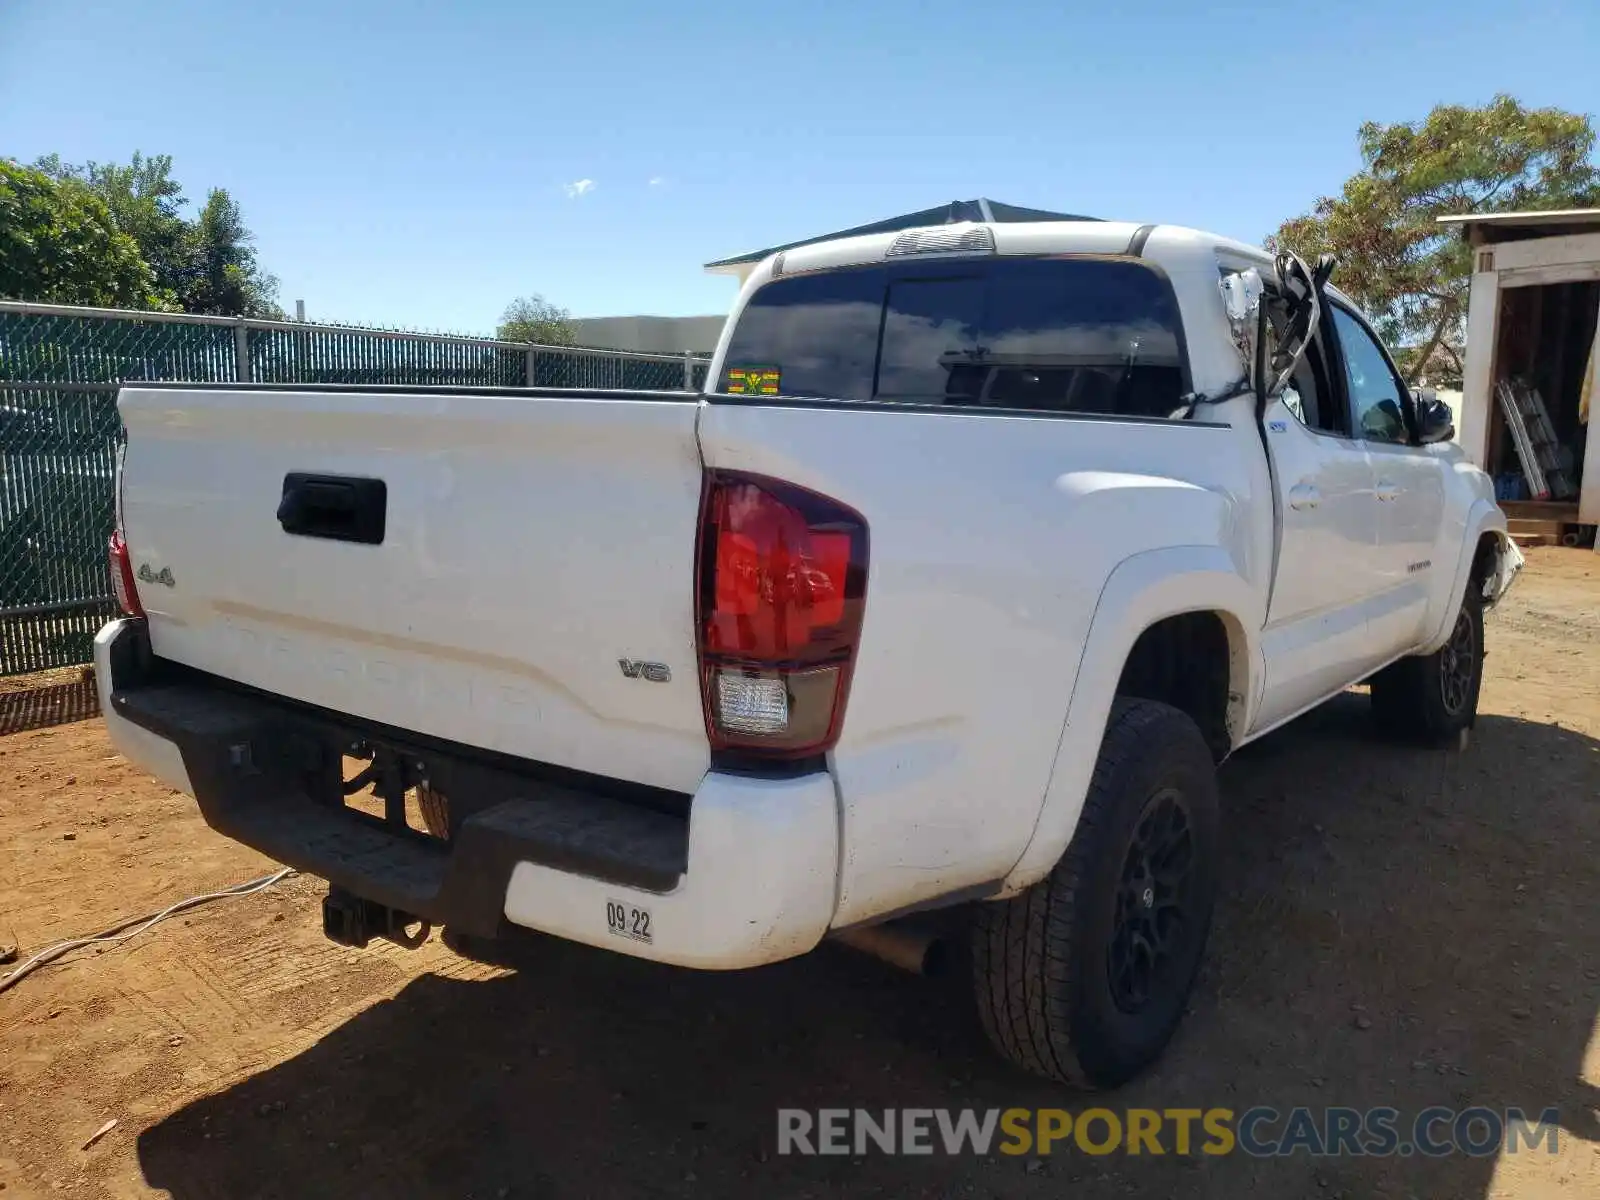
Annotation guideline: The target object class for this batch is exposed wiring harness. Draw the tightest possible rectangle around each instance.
[1181,250,1328,420]
[1266,249,1329,399]
[1174,376,1254,418]
[0,867,296,995]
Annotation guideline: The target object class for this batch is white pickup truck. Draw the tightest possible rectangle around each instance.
[98,218,1521,1087]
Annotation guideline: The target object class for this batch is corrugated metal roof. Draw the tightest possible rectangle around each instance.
[704,199,1099,271]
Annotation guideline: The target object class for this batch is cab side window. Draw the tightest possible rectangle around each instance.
[1330,305,1409,445]
[1266,299,1344,437]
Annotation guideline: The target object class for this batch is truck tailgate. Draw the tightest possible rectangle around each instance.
[117,386,709,794]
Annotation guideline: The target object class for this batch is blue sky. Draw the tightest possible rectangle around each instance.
[3,0,1597,333]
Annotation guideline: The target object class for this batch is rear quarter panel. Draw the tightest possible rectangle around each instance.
[699,401,1263,925]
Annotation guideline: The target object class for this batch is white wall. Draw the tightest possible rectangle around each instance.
[570,315,725,355]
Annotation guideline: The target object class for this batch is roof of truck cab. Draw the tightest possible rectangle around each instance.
[746,219,1281,283]
[703,199,1100,274]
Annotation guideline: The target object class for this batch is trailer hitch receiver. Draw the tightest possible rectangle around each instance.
[321,885,431,949]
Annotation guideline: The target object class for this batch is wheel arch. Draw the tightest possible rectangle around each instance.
[999,545,1262,895]
[1419,500,1515,655]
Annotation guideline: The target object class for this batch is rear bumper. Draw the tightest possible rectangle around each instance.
[95,619,838,969]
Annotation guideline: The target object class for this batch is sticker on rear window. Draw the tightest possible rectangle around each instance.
[726,366,781,395]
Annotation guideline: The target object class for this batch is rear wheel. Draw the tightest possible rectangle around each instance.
[972,698,1219,1087]
[1370,588,1484,742]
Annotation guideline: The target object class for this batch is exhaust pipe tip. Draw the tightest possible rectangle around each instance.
[832,922,948,977]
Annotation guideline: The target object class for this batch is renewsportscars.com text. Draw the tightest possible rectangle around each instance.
[777,1106,1561,1158]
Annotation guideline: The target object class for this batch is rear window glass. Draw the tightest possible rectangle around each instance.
[718,256,1188,418]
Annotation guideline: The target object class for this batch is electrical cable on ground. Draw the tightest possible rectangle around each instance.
[0,868,296,995]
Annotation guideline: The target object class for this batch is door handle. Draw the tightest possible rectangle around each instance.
[1374,481,1401,502]
[278,473,387,544]
[1288,484,1320,511]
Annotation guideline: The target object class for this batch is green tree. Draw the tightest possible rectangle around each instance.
[1269,96,1600,386]
[183,188,282,317]
[497,294,576,345]
[36,152,281,317]
[35,152,187,309]
[0,158,157,307]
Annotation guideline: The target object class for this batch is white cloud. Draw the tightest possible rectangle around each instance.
[648,176,666,188]
[564,178,595,199]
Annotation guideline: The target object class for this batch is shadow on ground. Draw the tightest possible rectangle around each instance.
[139,696,1599,1199]
[0,674,98,735]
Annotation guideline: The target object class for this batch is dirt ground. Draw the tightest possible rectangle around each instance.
[1,550,1597,1199]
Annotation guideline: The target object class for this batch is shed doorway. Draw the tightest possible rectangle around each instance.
[1487,278,1599,545]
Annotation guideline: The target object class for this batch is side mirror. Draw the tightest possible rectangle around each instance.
[1413,387,1454,444]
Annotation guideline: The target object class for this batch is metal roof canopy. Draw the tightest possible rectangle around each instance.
[704,199,1100,273]
[1438,208,1600,246]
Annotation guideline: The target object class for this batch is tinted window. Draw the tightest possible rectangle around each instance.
[878,277,984,402]
[720,256,1187,418]
[1330,305,1409,445]
[980,258,1184,417]
[717,267,884,401]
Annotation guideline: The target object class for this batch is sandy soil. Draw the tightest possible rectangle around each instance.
[1,549,1597,1199]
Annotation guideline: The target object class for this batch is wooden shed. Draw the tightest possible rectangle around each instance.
[1443,209,1600,548]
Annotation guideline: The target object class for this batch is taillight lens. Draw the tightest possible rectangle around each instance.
[696,471,868,759]
[108,531,144,618]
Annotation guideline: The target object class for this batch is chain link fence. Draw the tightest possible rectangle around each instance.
[0,301,713,675]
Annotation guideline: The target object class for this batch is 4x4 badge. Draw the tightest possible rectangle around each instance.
[137,563,175,588]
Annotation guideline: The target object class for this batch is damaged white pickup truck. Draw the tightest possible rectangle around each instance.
[98,218,1520,1087]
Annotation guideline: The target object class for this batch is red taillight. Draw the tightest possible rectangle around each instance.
[108,531,144,618]
[696,471,868,760]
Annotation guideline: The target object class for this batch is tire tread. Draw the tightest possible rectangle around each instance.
[972,697,1207,1086]
[1370,588,1484,743]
